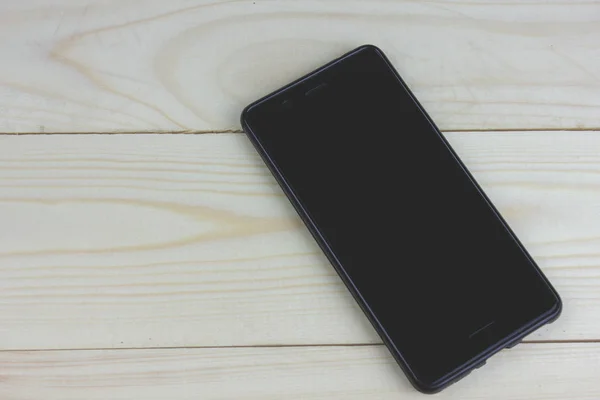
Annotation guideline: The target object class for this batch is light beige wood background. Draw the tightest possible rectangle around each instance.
[0,132,599,350]
[1,344,599,399]
[1,132,599,398]
[1,0,599,399]
[1,0,600,133]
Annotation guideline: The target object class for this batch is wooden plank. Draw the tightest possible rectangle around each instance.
[1,1,600,133]
[0,132,598,350]
[0,344,598,399]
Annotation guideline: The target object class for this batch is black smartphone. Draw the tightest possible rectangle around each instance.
[240,45,561,393]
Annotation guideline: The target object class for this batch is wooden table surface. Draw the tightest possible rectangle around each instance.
[1,1,600,398]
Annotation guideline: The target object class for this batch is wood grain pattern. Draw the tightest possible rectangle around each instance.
[0,132,597,350]
[0,344,598,399]
[1,1,600,133]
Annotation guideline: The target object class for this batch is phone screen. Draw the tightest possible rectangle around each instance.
[243,46,560,389]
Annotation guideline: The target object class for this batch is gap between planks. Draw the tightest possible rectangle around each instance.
[0,340,597,354]
[1,127,600,135]
[0,129,244,135]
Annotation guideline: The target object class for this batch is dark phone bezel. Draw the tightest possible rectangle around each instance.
[240,44,562,393]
